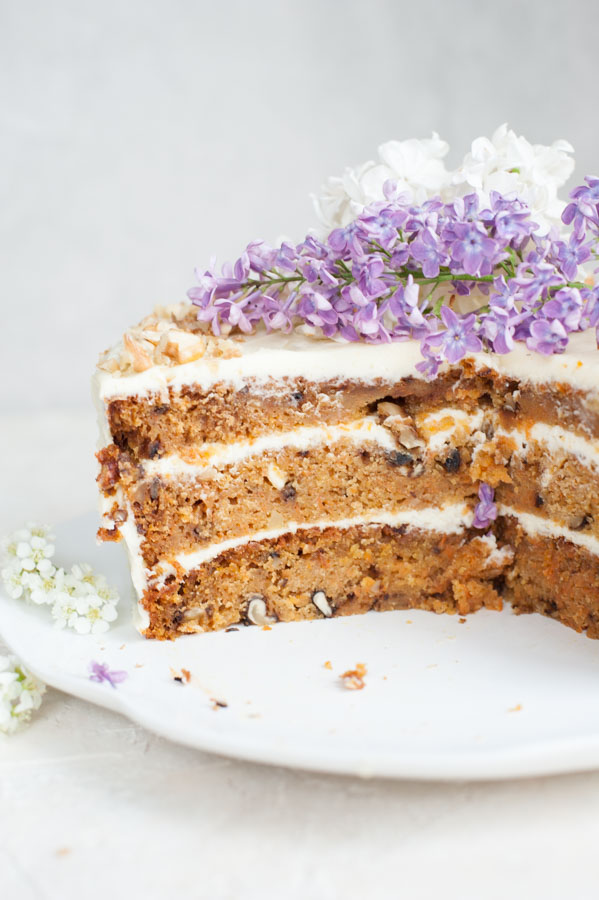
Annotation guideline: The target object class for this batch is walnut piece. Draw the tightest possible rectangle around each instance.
[97,304,241,376]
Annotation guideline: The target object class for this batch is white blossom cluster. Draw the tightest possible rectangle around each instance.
[313,124,575,237]
[0,654,45,734]
[1,524,119,635]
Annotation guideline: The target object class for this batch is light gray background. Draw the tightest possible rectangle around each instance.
[3,6,599,899]
[2,0,598,411]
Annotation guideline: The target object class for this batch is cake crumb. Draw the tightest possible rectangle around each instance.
[170,667,190,684]
[323,660,332,670]
[211,699,228,710]
[340,662,367,691]
[262,624,272,631]
[508,703,522,712]
[459,617,467,624]
[134,663,144,668]
[55,847,70,857]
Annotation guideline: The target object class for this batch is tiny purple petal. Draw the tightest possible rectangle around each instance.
[472,483,497,530]
[89,661,128,689]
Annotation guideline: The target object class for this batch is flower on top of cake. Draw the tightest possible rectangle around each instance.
[97,303,242,377]
[186,126,599,375]
[313,124,575,237]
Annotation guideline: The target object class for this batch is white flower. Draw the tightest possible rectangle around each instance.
[313,133,451,231]
[1,563,29,600]
[24,567,60,605]
[453,124,575,234]
[1,523,56,582]
[2,524,120,634]
[0,654,45,735]
[312,125,575,237]
[50,563,119,635]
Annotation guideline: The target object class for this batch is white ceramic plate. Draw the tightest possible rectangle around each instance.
[3,513,599,780]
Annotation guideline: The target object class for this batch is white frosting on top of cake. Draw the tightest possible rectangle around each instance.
[94,317,599,402]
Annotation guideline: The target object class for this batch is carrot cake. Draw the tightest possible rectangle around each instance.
[93,131,599,640]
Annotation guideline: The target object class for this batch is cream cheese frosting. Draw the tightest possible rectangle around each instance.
[94,317,599,403]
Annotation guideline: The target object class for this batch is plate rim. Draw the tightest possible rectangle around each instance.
[3,512,599,781]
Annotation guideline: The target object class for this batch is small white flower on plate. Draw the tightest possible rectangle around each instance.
[1,563,30,600]
[0,654,45,735]
[23,568,59,605]
[2,524,120,634]
[50,563,119,635]
[1,523,56,587]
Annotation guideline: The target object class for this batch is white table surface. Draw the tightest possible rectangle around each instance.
[2,410,599,900]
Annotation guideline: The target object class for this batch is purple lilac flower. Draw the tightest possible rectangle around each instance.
[296,290,339,331]
[447,221,499,276]
[360,206,407,251]
[525,318,569,355]
[489,275,521,311]
[479,308,515,354]
[415,345,442,379]
[551,237,591,282]
[543,287,583,331]
[424,306,482,364]
[328,221,365,257]
[352,256,388,298]
[516,260,565,305]
[472,484,497,530]
[562,176,599,238]
[410,228,449,278]
[89,661,128,688]
[186,177,599,376]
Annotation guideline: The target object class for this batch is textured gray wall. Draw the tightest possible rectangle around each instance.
[2,0,598,410]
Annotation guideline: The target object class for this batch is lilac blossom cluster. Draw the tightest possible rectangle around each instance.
[188,179,599,377]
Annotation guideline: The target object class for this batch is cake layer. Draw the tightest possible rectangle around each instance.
[140,523,509,639]
[501,516,599,638]
[496,435,599,541]
[100,403,599,562]
[119,430,481,566]
[104,373,464,462]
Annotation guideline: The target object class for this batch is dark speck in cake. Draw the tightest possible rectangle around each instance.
[281,483,297,501]
[387,450,413,467]
[535,494,544,507]
[443,448,461,473]
[148,440,162,459]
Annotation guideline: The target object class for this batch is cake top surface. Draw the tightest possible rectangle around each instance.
[94,303,599,400]
[94,126,599,400]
